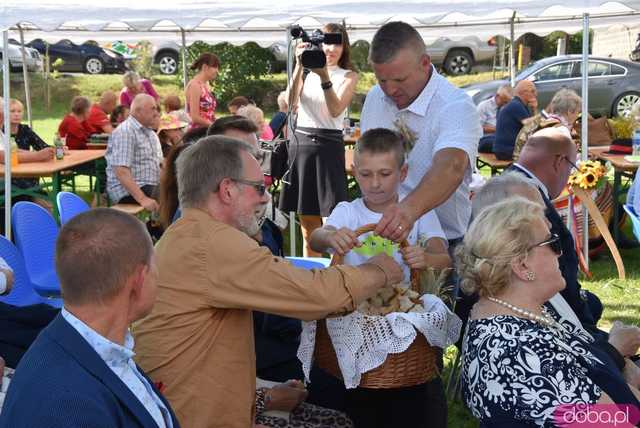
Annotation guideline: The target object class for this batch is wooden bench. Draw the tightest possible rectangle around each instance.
[110,203,146,216]
[476,153,512,176]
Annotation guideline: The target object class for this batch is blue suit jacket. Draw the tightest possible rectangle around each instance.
[0,314,180,428]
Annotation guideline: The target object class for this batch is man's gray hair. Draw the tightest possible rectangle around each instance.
[548,88,581,118]
[369,21,426,64]
[471,172,539,220]
[177,136,253,209]
[56,208,153,305]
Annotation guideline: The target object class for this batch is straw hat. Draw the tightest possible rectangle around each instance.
[157,114,188,133]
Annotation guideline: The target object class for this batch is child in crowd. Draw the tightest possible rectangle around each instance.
[157,114,187,157]
[58,96,92,150]
[110,105,129,129]
[227,95,251,114]
[237,104,274,141]
[308,128,451,428]
[311,128,450,280]
[163,94,191,124]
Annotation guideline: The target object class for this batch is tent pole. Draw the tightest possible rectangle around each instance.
[2,31,12,239]
[18,25,33,128]
[180,28,188,93]
[286,27,296,256]
[580,13,590,268]
[509,12,516,87]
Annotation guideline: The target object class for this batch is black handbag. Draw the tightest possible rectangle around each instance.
[258,139,289,181]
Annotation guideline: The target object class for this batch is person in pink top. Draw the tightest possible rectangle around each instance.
[185,53,219,129]
[120,71,159,108]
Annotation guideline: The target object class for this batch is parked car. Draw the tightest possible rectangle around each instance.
[463,55,640,117]
[27,39,129,74]
[428,36,496,75]
[0,42,42,72]
[152,41,181,75]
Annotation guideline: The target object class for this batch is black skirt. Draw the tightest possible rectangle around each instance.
[279,127,348,217]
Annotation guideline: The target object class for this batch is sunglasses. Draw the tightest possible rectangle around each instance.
[231,178,267,196]
[530,233,562,256]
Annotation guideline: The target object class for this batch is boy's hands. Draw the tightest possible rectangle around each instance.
[400,245,427,270]
[327,228,361,256]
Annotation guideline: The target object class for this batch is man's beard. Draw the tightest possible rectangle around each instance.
[236,202,266,237]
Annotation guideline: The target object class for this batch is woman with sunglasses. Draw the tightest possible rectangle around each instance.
[456,198,639,428]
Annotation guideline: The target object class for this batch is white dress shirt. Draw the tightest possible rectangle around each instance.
[361,67,482,240]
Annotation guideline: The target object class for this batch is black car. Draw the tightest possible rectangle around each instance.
[27,39,129,74]
[463,55,640,117]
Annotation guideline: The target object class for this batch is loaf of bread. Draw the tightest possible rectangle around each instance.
[358,283,425,316]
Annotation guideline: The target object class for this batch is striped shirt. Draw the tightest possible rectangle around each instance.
[106,116,161,202]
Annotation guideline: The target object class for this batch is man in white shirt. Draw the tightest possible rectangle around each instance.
[361,22,482,246]
[477,85,513,153]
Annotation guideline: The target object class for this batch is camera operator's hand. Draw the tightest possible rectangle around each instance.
[295,42,310,62]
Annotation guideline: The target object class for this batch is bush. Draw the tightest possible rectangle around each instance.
[184,42,276,109]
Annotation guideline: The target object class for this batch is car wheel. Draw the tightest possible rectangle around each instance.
[444,49,473,76]
[84,57,104,74]
[612,91,640,117]
[157,52,179,75]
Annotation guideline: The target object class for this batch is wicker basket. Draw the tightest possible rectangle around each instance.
[314,223,439,388]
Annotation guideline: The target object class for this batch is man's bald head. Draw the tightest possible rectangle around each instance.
[131,94,160,129]
[99,90,118,114]
[514,80,537,107]
[518,127,577,199]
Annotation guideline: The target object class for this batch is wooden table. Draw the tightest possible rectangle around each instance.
[1,150,106,217]
[588,146,639,243]
[476,153,512,176]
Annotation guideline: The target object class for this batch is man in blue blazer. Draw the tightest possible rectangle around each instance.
[0,208,180,428]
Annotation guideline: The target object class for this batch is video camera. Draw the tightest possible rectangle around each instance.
[289,25,343,69]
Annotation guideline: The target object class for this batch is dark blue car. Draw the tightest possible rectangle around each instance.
[27,39,129,74]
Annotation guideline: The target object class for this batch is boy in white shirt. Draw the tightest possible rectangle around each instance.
[308,128,451,428]
[311,128,450,280]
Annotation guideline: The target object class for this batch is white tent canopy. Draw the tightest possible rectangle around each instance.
[2,0,640,45]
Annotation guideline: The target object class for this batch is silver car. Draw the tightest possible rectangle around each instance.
[464,55,640,117]
[428,36,497,75]
[0,42,42,72]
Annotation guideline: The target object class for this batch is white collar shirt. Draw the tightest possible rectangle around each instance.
[361,67,482,240]
[512,162,550,199]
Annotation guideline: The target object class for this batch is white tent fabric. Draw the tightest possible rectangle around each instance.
[2,0,640,45]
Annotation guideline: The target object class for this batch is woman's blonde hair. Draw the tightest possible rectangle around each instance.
[236,105,264,128]
[122,71,140,89]
[455,197,545,297]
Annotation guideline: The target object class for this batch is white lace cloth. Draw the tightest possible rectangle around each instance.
[297,294,462,388]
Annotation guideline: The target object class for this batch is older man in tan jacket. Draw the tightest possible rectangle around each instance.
[133,136,402,428]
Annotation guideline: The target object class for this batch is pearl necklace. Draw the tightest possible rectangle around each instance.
[487,297,566,332]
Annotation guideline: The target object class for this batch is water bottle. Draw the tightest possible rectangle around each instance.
[54,133,65,160]
[633,128,640,157]
[9,137,19,167]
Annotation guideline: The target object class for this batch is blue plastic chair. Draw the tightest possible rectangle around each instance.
[285,256,331,270]
[0,235,48,306]
[57,191,90,225]
[12,202,61,297]
[623,204,640,242]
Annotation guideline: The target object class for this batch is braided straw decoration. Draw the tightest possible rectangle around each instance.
[314,223,439,388]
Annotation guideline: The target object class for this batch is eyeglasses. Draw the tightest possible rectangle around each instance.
[563,155,579,173]
[529,233,562,256]
[231,178,267,196]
